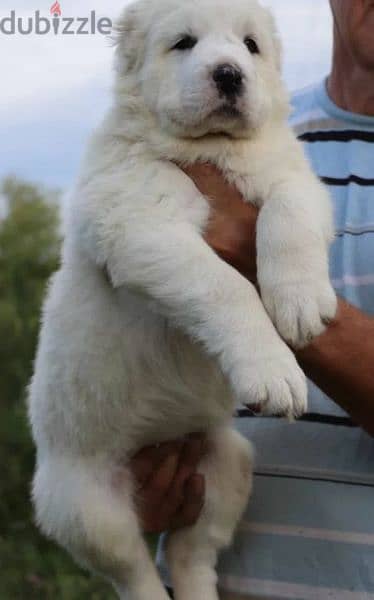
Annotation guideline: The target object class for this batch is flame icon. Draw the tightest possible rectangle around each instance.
[50,1,62,16]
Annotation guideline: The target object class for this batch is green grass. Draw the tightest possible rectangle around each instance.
[0,401,116,599]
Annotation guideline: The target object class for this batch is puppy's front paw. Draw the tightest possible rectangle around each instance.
[232,348,307,418]
[261,279,337,349]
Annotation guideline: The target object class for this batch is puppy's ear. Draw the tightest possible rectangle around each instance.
[111,0,151,75]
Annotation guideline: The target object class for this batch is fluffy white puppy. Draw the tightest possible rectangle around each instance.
[29,0,337,598]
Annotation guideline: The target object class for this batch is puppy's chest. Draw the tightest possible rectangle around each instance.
[212,151,266,207]
[228,172,261,207]
[159,138,268,209]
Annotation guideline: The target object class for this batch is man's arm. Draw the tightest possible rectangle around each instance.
[297,299,374,435]
[185,164,374,436]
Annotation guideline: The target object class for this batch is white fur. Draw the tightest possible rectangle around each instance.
[28,0,336,598]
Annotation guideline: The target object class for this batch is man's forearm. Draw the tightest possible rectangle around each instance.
[296,298,374,436]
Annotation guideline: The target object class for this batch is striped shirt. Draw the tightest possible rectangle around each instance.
[216,80,374,600]
[159,80,374,599]
[292,81,374,312]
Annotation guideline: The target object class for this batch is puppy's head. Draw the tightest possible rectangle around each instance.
[113,0,288,139]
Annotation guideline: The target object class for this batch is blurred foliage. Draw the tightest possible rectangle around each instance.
[0,177,115,598]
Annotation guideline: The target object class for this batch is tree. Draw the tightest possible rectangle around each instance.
[0,177,114,598]
[0,177,60,404]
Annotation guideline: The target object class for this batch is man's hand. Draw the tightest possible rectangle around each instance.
[131,434,207,533]
[183,164,259,282]
[185,163,374,435]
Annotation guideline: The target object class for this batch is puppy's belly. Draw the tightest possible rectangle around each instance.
[32,265,233,457]
[123,321,234,450]
[123,290,234,434]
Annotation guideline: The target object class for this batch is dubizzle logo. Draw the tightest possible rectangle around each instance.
[50,2,62,17]
[0,3,113,36]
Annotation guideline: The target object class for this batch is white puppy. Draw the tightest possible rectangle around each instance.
[29,0,337,598]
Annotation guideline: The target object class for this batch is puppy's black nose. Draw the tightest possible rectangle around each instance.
[213,64,243,96]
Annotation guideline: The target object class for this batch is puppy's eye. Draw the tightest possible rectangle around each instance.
[244,36,260,54]
[172,35,197,51]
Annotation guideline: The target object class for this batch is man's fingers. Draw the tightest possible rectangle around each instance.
[178,433,207,472]
[131,441,184,488]
[131,446,163,487]
[131,434,207,533]
[147,434,207,528]
[171,473,206,530]
[164,433,206,504]
[142,444,184,502]
[132,433,206,489]
[138,447,187,532]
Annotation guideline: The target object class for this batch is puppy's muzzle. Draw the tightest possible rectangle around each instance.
[213,64,243,98]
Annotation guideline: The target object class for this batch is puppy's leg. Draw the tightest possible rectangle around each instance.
[33,456,169,600]
[84,160,307,417]
[166,428,253,600]
[257,154,337,349]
